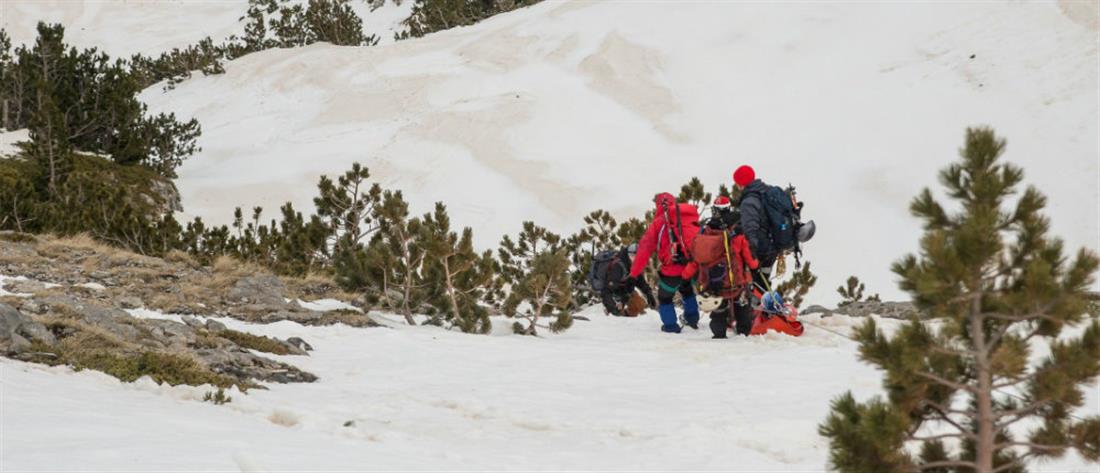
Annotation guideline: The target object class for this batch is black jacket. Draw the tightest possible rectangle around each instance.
[738,179,777,267]
[705,207,740,232]
[600,246,655,315]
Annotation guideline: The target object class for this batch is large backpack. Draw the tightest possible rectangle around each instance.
[691,228,753,297]
[758,185,803,253]
[588,249,625,293]
[657,199,700,266]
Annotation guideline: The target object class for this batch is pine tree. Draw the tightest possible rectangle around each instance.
[774,262,817,309]
[837,275,880,307]
[677,176,711,209]
[273,203,329,276]
[498,221,562,288]
[503,249,573,336]
[24,80,72,198]
[819,127,1100,473]
[398,0,543,39]
[305,0,377,46]
[313,162,382,254]
[0,29,13,130]
[421,203,494,334]
[369,190,428,324]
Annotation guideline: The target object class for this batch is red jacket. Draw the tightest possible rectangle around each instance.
[630,194,701,278]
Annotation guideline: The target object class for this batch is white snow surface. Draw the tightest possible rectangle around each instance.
[4,309,1094,471]
[1,0,248,58]
[1,0,414,58]
[127,0,1100,305]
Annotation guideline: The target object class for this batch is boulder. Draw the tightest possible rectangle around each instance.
[287,337,313,351]
[118,296,143,309]
[0,303,56,353]
[228,276,287,306]
[205,319,228,332]
[180,315,205,329]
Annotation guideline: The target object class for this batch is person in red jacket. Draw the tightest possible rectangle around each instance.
[628,193,701,333]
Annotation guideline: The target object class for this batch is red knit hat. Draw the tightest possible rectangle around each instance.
[733,165,755,187]
[713,195,731,209]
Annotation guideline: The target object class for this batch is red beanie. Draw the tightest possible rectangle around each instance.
[733,165,755,187]
[713,195,731,208]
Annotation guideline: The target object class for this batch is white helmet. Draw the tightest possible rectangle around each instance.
[697,295,724,313]
[797,220,816,243]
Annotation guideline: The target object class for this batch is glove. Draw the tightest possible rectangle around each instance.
[623,276,637,291]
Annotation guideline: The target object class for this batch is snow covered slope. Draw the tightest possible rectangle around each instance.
[1,0,248,57]
[129,0,1100,304]
[0,0,414,57]
[3,309,1093,471]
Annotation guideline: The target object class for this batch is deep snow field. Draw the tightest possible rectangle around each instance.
[2,299,1097,471]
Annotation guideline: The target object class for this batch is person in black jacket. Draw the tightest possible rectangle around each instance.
[733,165,778,269]
[731,165,777,334]
[597,244,656,316]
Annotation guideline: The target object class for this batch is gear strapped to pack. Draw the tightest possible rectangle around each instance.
[660,199,690,265]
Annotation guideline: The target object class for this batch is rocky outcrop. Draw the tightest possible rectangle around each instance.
[803,300,919,319]
[0,303,56,354]
[0,235,367,388]
[3,297,317,386]
[228,275,288,306]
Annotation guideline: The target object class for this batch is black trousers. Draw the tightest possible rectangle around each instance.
[721,269,772,337]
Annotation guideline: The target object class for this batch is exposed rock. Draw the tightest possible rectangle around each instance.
[180,315,205,329]
[201,348,318,384]
[147,179,183,214]
[4,279,51,295]
[118,296,143,309]
[836,300,918,319]
[0,303,56,354]
[228,276,288,306]
[287,337,313,351]
[0,235,377,388]
[802,304,830,316]
[82,306,142,341]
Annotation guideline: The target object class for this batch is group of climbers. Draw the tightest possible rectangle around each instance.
[589,165,815,337]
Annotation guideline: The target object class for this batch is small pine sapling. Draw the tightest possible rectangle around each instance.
[774,262,817,309]
[421,203,494,334]
[837,275,880,307]
[503,250,574,336]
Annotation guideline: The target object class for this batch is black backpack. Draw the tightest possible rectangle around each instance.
[588,250,625,293]
[758,185,802,252]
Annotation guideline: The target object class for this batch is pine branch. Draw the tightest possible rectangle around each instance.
[929,344,971,358]
[912,433,970,442]
[918,371,977,393]
[990,453,1035,473]
[995,400,1051,428]
[912,460,977,471]
[925,399,978,417]
[993,440,1067,452]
